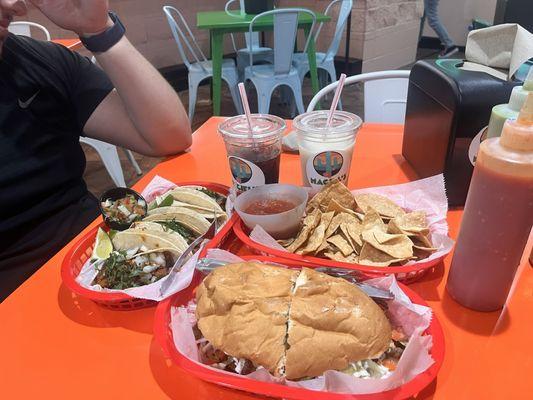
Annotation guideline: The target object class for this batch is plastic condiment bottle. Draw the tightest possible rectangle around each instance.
[446,93,533,312]
[486,67,533,139]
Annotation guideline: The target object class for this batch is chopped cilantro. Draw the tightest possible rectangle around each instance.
[198,188,226,208]
[96,250,142,290]
[157,220,197,244]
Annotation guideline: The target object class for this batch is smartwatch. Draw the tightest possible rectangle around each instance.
[80,12,126,53]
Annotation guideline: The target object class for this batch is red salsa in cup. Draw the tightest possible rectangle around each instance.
[243,199,297,215]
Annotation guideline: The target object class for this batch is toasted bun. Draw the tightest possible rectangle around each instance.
[284,268,392,380]
[195,262,298,376]
[195,263,391,380]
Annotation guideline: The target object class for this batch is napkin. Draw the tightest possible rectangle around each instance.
[461,23,533,80]
[282,130,299,153]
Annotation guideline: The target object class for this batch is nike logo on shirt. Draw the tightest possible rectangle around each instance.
[18,91,40,109]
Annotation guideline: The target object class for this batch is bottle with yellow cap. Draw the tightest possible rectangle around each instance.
[446,93,533,311]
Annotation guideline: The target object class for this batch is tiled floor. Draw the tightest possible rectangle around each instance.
[83,47,463,197]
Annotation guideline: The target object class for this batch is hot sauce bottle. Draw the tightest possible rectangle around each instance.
[446,93,533,311]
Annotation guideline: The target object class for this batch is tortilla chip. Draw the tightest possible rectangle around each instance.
[315,241,331,255]
[412,233,434,249]
[326,199,358,217]
[355,193,405,219]
[285,211,322,253]
[319,211,336,232]
[361,228,413,259]
[278,238,295,247]
[358,243,404,267]
[307,180,356,213]
[388,211,429,236]
[327,181,357,209]
[326,212,359,238]
[300,224,327,255]
[340,222,362,253]
[361,208,388,232]
[326,234,354,257]
[413,246,434,260]
[324,251,358,263]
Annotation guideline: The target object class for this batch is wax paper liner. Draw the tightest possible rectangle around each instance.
[249,174,455,266]
[74,175,224,301]
[170,250,435,395]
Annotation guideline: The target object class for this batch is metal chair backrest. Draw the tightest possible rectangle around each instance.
[8,21,51,41]
[163,6,208,72]
[249,8,316,76]
[312,0,352,60]
[307,70,411,123]
[225,0,262,53]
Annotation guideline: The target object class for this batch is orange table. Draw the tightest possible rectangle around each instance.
[1,118,531,399]
[51,38,83,50]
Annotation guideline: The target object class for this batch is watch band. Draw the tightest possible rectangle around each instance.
[80,12,126,53]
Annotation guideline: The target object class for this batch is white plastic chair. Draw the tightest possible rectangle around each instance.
[8,21,51,40]
[79,137,126,187]
[292,0,352,87]
[244,8,316,115]
[307,70,411,124]
[225,0,274,81]
[163,5,243,122]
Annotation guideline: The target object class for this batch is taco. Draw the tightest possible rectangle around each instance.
[168,187,225,214]
[130,221,190,248]
[93,230,184,290]
[144,206,211,236]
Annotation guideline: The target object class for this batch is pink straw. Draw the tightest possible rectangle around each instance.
[238,83,254,137]
[326,73,347,128]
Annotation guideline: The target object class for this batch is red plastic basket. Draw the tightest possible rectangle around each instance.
[233,218,447,283]
[61,182,237,310]
[154,256,445,399]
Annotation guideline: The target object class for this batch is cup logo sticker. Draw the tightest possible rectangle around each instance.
[229,157,252,183]
[228,156,266,192]
[313,151,344,177]
[306,149,351,191]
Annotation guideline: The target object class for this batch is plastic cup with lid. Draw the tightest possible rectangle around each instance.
[293,110,362,193]
[219,114,286,194]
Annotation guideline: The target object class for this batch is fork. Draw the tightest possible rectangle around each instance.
[159,211,219,296]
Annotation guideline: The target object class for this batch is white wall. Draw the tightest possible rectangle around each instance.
[423,0,498,46]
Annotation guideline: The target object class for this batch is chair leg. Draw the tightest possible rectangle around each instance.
[122,148,142,176]
[256,83,273,114]
[289,82,305,116]
[188,75,200,123]
[81,138,126,187]
[226,78,244,114]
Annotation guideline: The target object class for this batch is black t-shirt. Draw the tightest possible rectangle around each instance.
[0,34,114,298]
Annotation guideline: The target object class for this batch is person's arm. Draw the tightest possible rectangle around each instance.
[30,0,192,156]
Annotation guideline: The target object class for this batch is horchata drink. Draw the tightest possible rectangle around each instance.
[219,114,285,193]
[293,110,362,192]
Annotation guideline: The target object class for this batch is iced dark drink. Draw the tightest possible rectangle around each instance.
[219,114,285,193]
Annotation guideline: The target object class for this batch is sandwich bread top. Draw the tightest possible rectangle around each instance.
[195,262,391,380]
[196,262,298,376]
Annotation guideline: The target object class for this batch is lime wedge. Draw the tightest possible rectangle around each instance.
[92,228,113,260]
